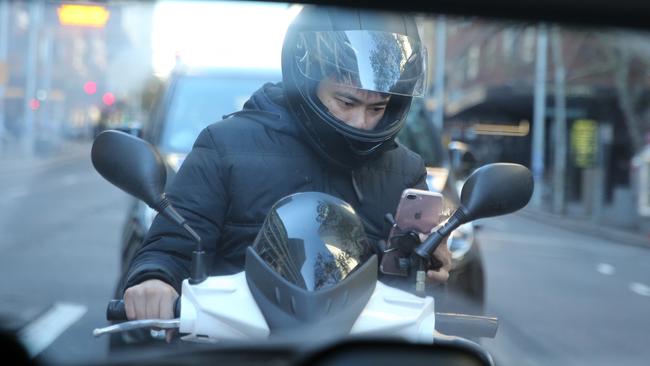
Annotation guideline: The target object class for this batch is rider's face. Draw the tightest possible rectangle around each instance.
[316,75,390,131]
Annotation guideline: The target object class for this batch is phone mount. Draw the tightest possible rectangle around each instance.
[380,213,442,296]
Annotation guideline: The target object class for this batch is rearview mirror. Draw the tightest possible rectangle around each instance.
[415,163,533,259]
[460,163,534,221]
[91,130,167,211]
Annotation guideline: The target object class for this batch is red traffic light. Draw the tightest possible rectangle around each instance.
[30,98,40,110]
[102,92,115,106]
[84,81,97,95]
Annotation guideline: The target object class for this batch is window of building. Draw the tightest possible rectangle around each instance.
[467,45,480,80]
[522,26,536,63]
[502,29,514,58]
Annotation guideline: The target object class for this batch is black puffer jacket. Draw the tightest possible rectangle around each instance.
[124,82,428,293]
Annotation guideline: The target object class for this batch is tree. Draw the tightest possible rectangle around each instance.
[598,31,650,153]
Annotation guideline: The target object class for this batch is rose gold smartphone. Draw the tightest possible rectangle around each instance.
[380,188,443,276]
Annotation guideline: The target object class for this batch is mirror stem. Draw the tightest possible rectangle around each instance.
[158,198,203,250]
[414,209,467,259]
[158,197,207,285]
[181,223,202,248]
[189,250,208,285]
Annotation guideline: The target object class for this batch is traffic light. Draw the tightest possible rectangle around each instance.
[102,92,115,106]
[84,81,97,95]
[29,98,40,111]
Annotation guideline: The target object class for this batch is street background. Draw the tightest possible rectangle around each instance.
[0,1,649,365]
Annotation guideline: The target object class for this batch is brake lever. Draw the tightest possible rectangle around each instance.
[93,318,180,337]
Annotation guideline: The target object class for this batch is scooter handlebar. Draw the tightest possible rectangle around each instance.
[105,303,495,339]
[106,298,181,321]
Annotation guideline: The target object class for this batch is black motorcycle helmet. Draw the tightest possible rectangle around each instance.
[281,5,428,170]
[245,192,378,340]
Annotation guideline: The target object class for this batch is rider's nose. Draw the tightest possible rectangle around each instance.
[349,110,371,130]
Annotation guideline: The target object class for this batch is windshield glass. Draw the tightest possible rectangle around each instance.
[160,75,276,153]
[1,0,649,365]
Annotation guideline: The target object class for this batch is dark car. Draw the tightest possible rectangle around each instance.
[397,97,485,316]
[110,67,282,348]
[121,69,281,273]
[117,66,282,279]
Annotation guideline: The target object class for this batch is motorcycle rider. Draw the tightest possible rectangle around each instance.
[121,5,452,330]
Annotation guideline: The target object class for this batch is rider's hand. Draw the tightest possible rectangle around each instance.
[419,233,453,284]
[124,279,179,343]
[124,279,178,320]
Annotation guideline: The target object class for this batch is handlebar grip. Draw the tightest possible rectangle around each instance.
[106,300,127,321]
[106,298,181,321]
[435,313,498,339]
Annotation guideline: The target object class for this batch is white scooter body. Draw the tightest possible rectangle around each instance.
[179,272,436,344]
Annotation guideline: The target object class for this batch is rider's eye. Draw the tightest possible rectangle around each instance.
[337,98,354,107]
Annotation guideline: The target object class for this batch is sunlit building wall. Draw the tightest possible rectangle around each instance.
[435,19,650,228]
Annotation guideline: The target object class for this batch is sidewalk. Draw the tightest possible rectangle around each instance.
[0,140,92,176]
[517,207,650,249]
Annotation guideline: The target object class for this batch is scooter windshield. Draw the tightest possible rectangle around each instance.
[251,192,373,291]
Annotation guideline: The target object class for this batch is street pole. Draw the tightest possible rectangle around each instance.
[38,22,54,151]
[531,24,548,208]
[23,0,42,156]
[433,15,446,132]
[551,26,567,215]
[592,124,613,223]
[0,1,9,153]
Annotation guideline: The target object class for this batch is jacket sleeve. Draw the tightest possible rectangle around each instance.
[123,127,230,294]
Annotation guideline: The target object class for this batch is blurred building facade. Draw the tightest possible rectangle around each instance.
[0,1,154,155]
[419,17,650,235]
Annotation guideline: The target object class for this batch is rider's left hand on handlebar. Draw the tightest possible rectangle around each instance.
[419,233,452,284]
